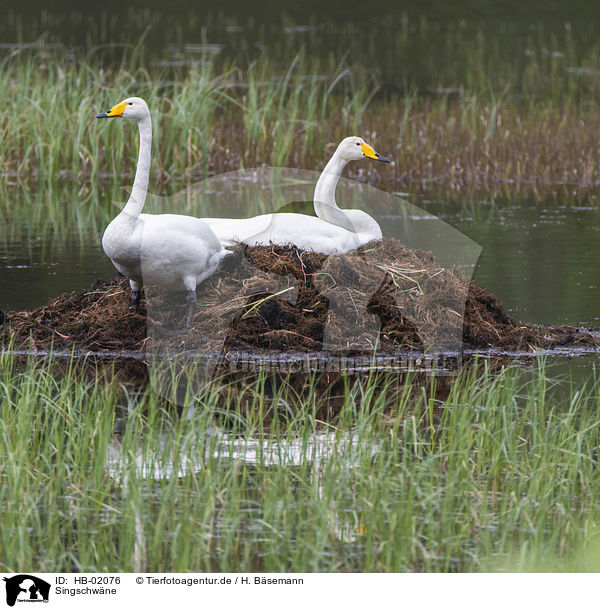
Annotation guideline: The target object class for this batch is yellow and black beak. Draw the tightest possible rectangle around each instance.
[361,142,390,163]
[95,101,127,119]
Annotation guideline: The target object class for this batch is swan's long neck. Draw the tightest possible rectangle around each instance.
[313,151,355,231]
[313,147,383,241]
[122,115,152,219]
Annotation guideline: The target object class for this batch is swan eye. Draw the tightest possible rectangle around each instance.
[355,142,360,146]
[128,102,133,105]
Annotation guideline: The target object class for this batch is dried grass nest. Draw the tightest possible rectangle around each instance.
[2,238,598,355]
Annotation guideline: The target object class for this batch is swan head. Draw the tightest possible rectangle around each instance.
[95,97,150,121]
[336,136,390,163]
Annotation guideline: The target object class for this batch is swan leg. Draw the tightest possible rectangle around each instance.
[184,290,197,333]
[130,290,141,312]
[129,279,142,312]
[162,290,196,336]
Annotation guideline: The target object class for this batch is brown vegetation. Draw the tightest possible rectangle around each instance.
[3,239,597,356]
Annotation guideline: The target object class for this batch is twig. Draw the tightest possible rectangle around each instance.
[241,287,295,319]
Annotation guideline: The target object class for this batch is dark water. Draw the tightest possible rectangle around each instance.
[4,4,600,101]
[421,198,600,327]
[2,181,599,331]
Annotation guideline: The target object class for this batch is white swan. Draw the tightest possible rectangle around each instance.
[204,136,390,254]
[95,97,228,332]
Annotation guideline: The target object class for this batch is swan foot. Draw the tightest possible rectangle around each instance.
[129,290,141,312]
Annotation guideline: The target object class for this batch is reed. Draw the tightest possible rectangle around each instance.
[1,353,600,572]
[0,45,374,182]
[1,36,600,202]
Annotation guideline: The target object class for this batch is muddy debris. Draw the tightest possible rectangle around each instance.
[2,238,598,356]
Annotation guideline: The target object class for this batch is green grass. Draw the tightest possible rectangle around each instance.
[2,20,600,202]
[3,11,600,574]
[0,44,375,182]
[2,351,600,572]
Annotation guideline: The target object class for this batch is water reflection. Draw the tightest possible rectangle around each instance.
[418,199,600,326]
[106,428,381,480]
[107,423,382,553]
[2,181,599,332]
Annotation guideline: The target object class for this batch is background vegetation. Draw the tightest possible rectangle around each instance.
[2,4,600,573]
[2,10,600,201]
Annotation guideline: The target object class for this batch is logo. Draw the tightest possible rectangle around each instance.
[3,575,50,606]
[137,167,481,405]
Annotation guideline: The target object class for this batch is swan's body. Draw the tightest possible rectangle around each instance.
[204,137,390,254]
[206,213,368,253]
[96,97,227,330]
[102,213,225,291]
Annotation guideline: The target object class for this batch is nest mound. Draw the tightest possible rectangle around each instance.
[2,239,597,355]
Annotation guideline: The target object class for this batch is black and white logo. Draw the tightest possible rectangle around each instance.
[3,575,50,606]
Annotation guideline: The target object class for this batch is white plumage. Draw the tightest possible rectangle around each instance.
[204,136,390,254]
[96,96,227,331]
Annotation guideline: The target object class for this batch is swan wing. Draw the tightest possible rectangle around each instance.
[204,214,273,246]
[139,212,223,245]
[243,213,362,254]
[137,213,226,290]
[203,211,379,254]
